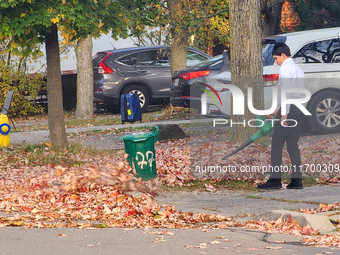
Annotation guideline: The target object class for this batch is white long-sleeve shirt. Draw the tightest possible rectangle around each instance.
[278,58,305,114]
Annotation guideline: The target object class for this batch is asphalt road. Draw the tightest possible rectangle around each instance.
[0,227,337,255]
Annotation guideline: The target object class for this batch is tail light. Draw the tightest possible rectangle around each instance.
[98,52,114,74]
[263,74,279,81]
[180,70,210,81]
[263,74,279,86]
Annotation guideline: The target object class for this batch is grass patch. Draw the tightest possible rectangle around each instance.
[158,176,319,194]
[65,116,121,128]
[189,128,228,138]
[13,106,200,132]
[221,179,259,191]
[158,179,258,193]
[301,177,318,187]
[312,149,329,154]
[278,175,318,188]
[64,105,199,127]
[246,195,322,205]
[67,126,155,138]
[178,121,212,129]
[0,142,124,168]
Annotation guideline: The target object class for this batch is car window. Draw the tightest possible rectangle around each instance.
[92,52,107,67]
[186,51,209,66]
[293,38,340,64]
[190,54,223,69]
[117,53,138,66]
[262,43,275,66]
[140,50,170,66]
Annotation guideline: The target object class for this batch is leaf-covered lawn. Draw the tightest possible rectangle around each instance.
[1,136,340,247]
[0,142,227,229]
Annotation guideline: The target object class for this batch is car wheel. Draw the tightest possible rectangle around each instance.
[307,91,340,134]
[121,85,150,113]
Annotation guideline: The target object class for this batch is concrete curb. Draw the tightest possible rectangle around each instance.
[255,209,336,235]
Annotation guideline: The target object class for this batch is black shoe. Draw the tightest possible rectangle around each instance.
[287,180,303,189]
[257,179,282,190]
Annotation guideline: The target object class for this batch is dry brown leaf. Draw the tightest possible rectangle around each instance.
[265,246,282,249]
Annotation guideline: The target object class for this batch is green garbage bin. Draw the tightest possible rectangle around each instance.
[120,126,159,180]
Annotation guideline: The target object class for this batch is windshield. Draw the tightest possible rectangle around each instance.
[191,54,223,68]
[263,44,275,66]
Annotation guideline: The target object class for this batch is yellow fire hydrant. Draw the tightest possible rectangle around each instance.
[0,114,11,147]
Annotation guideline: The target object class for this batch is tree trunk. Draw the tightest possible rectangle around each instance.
[75,35,94,120]
[229,0,263,143]
[170,34,188,77]
[260,0,285,37]
[167,0,189,77]
[45,24,68,147]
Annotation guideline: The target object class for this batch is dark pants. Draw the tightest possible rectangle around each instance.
[270,105,305,180]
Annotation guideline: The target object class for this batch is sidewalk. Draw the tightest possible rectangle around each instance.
[10,118,212,146]
[153,186,339,235]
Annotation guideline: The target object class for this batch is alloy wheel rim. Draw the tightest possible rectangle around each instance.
[316,98,340,128]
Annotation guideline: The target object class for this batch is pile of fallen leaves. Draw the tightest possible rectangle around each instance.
[296,203,340,215]
[303,234,340,247]
[0,147,228,229]
[243,215,320,236]
[242,215,340,248]
[155,139,191,186]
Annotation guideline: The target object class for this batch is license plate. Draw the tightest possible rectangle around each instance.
[173,79,179,87]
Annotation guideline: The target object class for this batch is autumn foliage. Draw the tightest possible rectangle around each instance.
[0,63,45,117]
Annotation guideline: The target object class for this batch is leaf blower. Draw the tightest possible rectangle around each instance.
[222,115,274,160]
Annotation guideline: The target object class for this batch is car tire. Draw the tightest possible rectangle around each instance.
[306,91,340,134]
[121,85,150,113]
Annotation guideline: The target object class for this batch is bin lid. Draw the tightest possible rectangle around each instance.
[120,126,159,142]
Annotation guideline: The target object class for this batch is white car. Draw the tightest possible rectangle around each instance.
[207,27,340,134]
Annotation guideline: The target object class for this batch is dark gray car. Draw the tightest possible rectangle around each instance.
[93,46,211,112]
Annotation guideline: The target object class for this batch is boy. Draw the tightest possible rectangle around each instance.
[257,42,305,190]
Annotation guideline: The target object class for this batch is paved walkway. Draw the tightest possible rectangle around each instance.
[10,118,212,145]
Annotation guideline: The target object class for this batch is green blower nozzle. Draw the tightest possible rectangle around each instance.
[222,115,274,160]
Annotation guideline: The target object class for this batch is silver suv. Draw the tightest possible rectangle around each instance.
[262,27,340,133]
[92,46,211,112]
[213,27,340,134]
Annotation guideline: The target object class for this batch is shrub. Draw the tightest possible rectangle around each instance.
[0,62,45,117]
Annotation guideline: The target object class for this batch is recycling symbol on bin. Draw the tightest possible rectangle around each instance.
[136,151,154,170]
